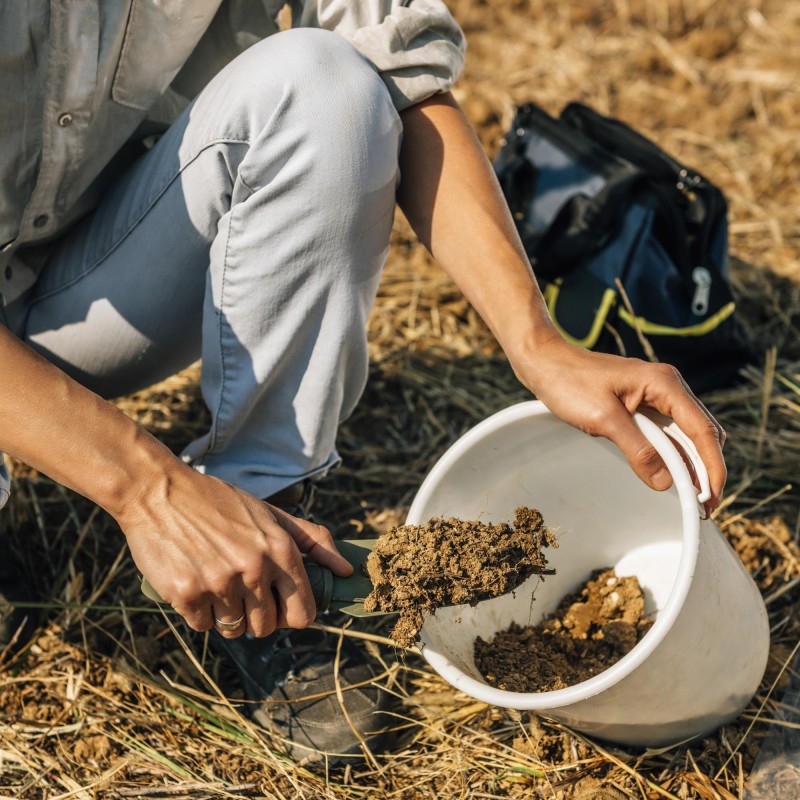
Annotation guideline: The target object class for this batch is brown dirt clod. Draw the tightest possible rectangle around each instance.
[363,506,557,648]
[475,568,654,692]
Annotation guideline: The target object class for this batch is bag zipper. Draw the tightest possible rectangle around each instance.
[561,103,706,189]
[561,102,727,286]
[691,266,712,316]
[561,104,722,217]
[514,103,629,179]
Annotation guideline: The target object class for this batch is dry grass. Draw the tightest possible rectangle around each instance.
[2,0,800,797]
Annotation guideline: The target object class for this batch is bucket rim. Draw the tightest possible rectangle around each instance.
[409,400,702,710]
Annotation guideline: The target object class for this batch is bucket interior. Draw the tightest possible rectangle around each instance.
[409,406,688,687]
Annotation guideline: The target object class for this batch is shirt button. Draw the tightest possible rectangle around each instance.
[33,214,49,228]
[57,112,74,127]
[4,266,11,280]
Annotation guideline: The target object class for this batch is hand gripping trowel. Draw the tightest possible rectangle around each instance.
[140,539,383,617]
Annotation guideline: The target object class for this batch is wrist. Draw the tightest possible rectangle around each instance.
[490,286,557,350]
[90,411,182,522]
[503,322,569,395]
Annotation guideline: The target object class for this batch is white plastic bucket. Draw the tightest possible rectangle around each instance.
[407,401,769,747]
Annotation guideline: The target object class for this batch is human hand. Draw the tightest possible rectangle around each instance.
[512,334,726,515]
[117,463,353,638]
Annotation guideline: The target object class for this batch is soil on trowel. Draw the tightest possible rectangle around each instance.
[475,568,654,692]
[363,507,557,648]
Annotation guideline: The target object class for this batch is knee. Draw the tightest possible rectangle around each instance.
[242,29,401,153]
[261,28,365,76]
[221,29,401,221]
[252,28,382,101]
[194,28,400,281]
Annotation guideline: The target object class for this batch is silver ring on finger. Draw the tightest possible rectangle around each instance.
[214,612,246,632]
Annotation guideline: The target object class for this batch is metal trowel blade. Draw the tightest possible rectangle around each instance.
[328,538,386,617]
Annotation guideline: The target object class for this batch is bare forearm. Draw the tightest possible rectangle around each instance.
[0,325,172,516]
[397,92,558,361]
[0,325,350,636]
[397,91,726,509]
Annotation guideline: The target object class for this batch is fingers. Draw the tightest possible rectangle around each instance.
[265,535,317,630]
[269,505,354,578]
[673,412,726,511]
[272,573,316,630]
[515,338,727,512]
[169,580,251,638]
[601,400,673,491]
[177,567,309,640]
[243,586,278,638]
[645,364,727,509]
[126,474,329,639]
[160,542,313,639]
[209,505,319,635]
[172,598,215,633]
[234,525,315,636]
[212,594,247,640]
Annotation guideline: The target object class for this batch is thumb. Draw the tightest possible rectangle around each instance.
[600,403,673,491]
[268,505,354,578]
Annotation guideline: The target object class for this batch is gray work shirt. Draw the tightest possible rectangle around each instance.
[0,0,465,508]
[0,0,466,304]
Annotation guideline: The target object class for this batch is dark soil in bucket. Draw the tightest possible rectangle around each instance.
[475,568,654,692]
[363,507,557,648]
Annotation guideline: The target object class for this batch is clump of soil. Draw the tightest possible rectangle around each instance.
[475,568,654,692]
[363,507,557,648]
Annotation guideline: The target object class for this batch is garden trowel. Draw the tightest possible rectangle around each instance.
[140,538,384,617]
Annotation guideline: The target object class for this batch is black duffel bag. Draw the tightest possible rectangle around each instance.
[495,101,754,393]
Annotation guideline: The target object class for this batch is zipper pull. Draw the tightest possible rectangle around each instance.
[691,266,712,316]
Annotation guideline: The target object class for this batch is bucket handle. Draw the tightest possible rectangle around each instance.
[639,410,712,504]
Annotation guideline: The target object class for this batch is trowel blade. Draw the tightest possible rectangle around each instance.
[329,538,388,617]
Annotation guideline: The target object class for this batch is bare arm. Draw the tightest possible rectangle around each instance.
[397,92,726,510]
[0,326,351,636]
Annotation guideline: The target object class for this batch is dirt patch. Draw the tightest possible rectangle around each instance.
[475,568,653,692]
[363,507,557,647]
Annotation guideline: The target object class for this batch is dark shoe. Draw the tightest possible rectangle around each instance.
[215,625,389,765]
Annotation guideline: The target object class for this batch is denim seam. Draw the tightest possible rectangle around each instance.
[27,137,252,308]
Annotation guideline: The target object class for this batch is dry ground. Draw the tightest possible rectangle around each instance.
[1,0,799,797]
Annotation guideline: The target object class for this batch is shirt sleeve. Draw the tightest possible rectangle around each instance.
[290,0,466,111]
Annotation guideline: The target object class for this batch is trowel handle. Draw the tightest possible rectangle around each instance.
[140,561,335,612]
[304,562,334,612]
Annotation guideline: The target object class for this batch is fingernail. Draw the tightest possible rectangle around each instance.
[651,468,672,490]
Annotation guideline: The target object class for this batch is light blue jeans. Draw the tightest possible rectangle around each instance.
[5,29,402,501]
